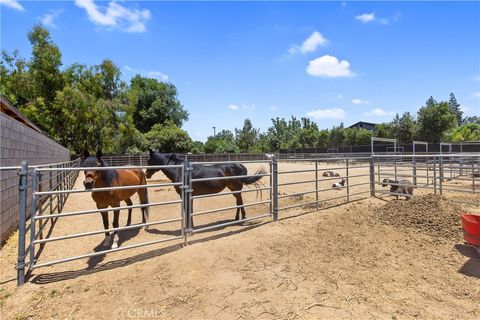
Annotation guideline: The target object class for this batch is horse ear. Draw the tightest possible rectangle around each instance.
[96,150,103,159]
[83,150,90,158]
[149,149,154,156]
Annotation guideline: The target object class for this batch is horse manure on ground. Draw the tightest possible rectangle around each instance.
[374,194,464,242]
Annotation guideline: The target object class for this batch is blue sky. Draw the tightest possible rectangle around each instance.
[1,1,479,142]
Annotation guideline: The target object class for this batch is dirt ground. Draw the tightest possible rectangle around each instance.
[1,161,479,319]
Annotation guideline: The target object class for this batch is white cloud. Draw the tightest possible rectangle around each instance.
[355,13,375,23]
[306,108,346,120]
[75,0,151,33]
[352,99,369,105]
[365,108,395,116]
[288,31,328,54]
[355,12,401,25]
[228,104,255,112]
[474,92,480,98]
[307,55,354,78]
[0,0,24,11]
[124,65,169,81]
[40,10,63,28]
[269,106,278,111]
[474,76,480,81]
[147,71,168,81]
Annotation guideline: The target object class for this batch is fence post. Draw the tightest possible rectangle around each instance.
[17,161,28,286]
[426,157,430,185]
[433,156,437,195]
[473,160,476,193]
[272,156,278,221]
[29,169,38,272]
[181,161,188,245]
[315,160,319,210]
[49,166,53,214]
[369,157,375,197]
[185,158,193,232]
[439,156,444,195]
[37,172,43,242]
[413,155,417,186]
[346,159,350,202]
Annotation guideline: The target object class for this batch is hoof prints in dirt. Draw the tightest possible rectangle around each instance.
[375,194,465,241]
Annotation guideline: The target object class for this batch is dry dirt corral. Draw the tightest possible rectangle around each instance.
[1,162,480,319]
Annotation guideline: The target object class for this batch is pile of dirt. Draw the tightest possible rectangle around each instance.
[374,194,464,241]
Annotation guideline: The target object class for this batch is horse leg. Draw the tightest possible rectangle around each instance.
[100,209,111,247]
[125,198,133,226]
[233,193,246,220]
[111,206,120,249]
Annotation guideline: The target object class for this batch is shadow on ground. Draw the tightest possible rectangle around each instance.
[30,220,267,285]
[455,243,480,279]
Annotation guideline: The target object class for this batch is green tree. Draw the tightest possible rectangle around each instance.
[98,59,122,99]
[444,123,480,142]
[448,93,463,126]
[355,128,373,145]
[448,92,463,125]
[50,86,119,153]
[343,128,358,146]
[392,112,416,143]
[28,24,64,105]
[1,50,33,106]
[328,123,345,146]
[297,126,319,148]
[204,130,239,153]
[374,123,394,139]
[191,141,205,153]
[426,96,437,107]
[130,75,188,133]
[262,116,305,151]
[318,129,329,147]
[416,101,457,143]
[235,119,259,152]
[462,116,480,124]
[142,120,192,152]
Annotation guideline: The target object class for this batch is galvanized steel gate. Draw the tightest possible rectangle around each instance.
[12,154,480,285]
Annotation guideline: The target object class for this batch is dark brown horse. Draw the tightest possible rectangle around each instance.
[83,150,149,248]
[145,150,265,228]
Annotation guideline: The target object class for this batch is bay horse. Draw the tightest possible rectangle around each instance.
[145,150,265,228]
[83,150,149,248]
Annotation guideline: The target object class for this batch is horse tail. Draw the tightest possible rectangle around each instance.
[240,167,266,200]
[240,167,266,185]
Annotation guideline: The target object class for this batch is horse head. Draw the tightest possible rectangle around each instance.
[83,150,105,189]
[381,178,391,187]
[145,150,165,179]
[145,150,183,179]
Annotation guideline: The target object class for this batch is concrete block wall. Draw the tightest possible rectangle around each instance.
[0,113,70,245]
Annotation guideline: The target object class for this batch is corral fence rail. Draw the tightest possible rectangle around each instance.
[13,153,480,286]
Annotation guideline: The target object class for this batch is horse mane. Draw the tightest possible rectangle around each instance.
[166,153,184,164]
[152,151,184,165]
